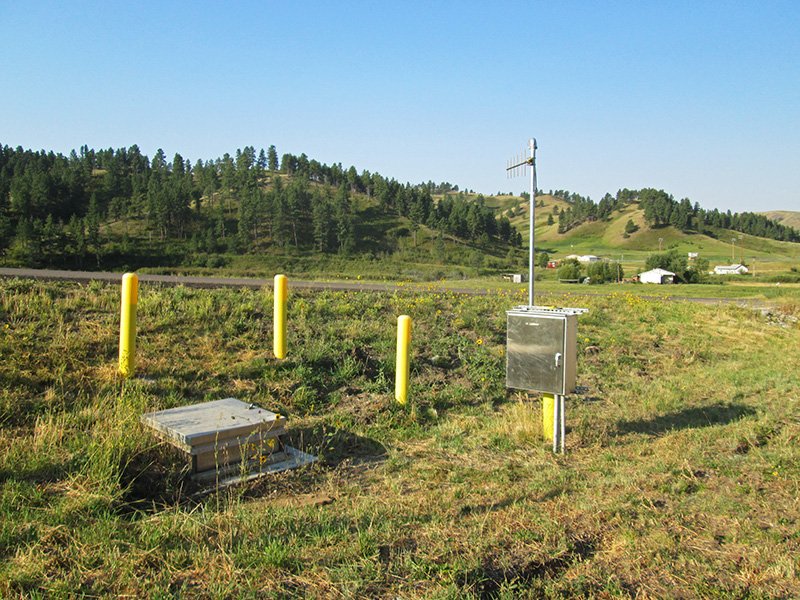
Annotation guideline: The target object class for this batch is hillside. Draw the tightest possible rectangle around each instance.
[0,144,525,280]
[1,144,799,282]
[758,210,800,231]
[475,194,800,276]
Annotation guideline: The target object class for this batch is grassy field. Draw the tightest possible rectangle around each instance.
[1,277,799,598]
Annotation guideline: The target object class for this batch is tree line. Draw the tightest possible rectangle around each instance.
[636,188,799,242]
[3,141,794,270]
[0,144,519,268]
[549,189,627,233]
[550,185,798,243]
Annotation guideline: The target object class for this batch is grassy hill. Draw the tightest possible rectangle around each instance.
[485,195,800,279]
[758,210,800,231]
[68,188,800,287]
[372,191,800,281]
[3,144,798,285]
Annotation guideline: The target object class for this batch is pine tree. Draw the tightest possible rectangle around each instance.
[334,184,355,253]
[311,187,332,252]
[86,194,102,249]
[267,145,278,172]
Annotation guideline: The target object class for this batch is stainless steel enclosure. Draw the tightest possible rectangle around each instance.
[506,307,580,395]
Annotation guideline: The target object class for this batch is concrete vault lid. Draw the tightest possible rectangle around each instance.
[140,398,287,450]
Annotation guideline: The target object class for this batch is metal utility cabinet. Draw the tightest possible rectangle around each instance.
[504,138,589,454]
[506,306,583,395]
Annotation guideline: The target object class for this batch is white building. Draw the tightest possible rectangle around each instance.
[567,254,603,263]
[714,264,749,275]
[639,268,675,284]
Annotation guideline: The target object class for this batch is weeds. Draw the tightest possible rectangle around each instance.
[0,278,799,598]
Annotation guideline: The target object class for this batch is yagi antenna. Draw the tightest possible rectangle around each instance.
[506,138,537,306]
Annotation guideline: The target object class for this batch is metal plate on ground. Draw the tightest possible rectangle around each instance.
[140,398,287,452]
[192,446,318,487]
[141,399,318,487]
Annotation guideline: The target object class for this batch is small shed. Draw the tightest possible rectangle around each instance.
[714,264,749,275]
[639,268,675,284]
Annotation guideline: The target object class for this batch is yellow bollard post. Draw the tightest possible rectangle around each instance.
[395,315,411,405]
[273,274,288,359]
[118,273,139,377]
[542,393,555,441]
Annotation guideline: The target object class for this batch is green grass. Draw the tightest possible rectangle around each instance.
[1,278,799,598]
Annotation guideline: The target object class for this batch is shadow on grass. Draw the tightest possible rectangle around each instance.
[119,426,387,513]
[616,402,756,437]
[285,425,387,468]
[459,533,601,600]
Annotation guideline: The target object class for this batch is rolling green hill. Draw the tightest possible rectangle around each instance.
[1,144,799,282]
[475,194,800,274]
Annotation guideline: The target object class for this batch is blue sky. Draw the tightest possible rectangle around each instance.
[1,1,798,213]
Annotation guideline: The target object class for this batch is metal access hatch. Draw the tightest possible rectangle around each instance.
[140,398,317,485]
[506,306,586,395]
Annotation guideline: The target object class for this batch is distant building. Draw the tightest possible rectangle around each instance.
[688,252,699,261]
[713,264,749,275]
[564,254,601,263]
[639,268,675,284]
[503,273,525,283]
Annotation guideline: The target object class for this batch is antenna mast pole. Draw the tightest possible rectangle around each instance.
[507,137,537,306]
[527,138,537,306]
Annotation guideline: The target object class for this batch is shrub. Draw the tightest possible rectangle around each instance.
[558,259,582,281]
[586,260,623,284]
[537,251,550,268]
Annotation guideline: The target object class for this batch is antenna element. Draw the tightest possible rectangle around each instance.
[506,138,537,306]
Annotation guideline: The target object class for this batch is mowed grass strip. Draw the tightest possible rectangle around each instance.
[0,278,798,599]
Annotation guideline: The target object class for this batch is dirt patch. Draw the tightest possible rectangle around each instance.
[265,492,335,509]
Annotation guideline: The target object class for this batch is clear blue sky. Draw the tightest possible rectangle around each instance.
[2,1,798,213]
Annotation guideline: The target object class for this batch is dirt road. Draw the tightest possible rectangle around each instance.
[0,267,748,305]
[0,267,490,295]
